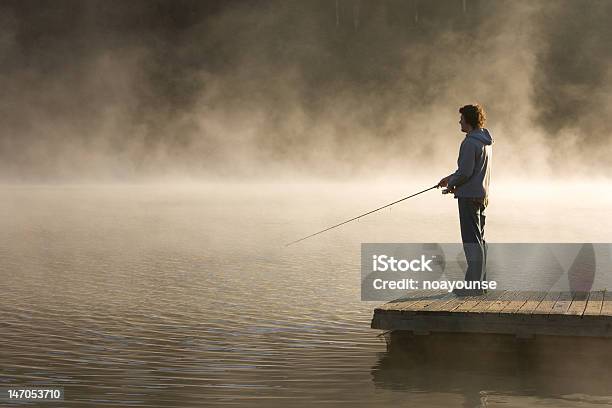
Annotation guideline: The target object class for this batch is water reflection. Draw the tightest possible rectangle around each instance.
[372,331,612,407]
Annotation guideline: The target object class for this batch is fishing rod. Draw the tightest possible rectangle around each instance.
[285,184,442,246]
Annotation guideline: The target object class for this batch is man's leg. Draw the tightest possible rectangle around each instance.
[481,202,487,282]
[458,198,486,285]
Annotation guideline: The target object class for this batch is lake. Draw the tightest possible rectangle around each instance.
[2,181,612,407]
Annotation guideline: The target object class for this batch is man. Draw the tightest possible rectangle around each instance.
[438,104,493,296]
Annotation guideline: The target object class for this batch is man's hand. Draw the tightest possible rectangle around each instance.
[437,176,451,188]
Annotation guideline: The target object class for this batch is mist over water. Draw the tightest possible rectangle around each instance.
[3,183,612,406]
[1,0,612,182]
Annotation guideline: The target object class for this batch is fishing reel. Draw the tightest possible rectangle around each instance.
[436,183,454,194]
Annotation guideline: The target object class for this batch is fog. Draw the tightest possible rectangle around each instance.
[1,0,612,183]
[3,4,612,404]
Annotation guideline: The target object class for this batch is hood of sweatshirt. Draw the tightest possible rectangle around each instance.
[467,128,493,145]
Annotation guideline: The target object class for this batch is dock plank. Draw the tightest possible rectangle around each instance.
[601,290,612,316]
[400,290,448,312]
[566,292,590,316]
[421,292,457,312]
[500,291,534,314]
[485,290,519,313]
[584,291,604,316]
[470,290,507,314]
[534,291,561,314]
[549,291,575,315]
[516,291,548,315]
[455,293,490,312]
[430,291,481,313]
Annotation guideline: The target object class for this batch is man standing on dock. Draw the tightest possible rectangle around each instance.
[438,104,493,296]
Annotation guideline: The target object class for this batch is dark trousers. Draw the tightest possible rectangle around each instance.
[458,198,488,283]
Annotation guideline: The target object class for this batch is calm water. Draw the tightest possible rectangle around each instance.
[2,182,612,407]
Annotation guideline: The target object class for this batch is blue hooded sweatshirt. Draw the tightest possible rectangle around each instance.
[447,128,493,199]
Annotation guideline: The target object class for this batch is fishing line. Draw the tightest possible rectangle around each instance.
[285,184,441,246]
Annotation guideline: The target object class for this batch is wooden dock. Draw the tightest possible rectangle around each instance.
[371,290,612,338]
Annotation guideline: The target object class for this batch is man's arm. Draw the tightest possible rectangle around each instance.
[447,140,477,189]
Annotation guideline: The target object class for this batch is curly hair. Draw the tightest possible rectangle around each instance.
[459,104,486,129]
